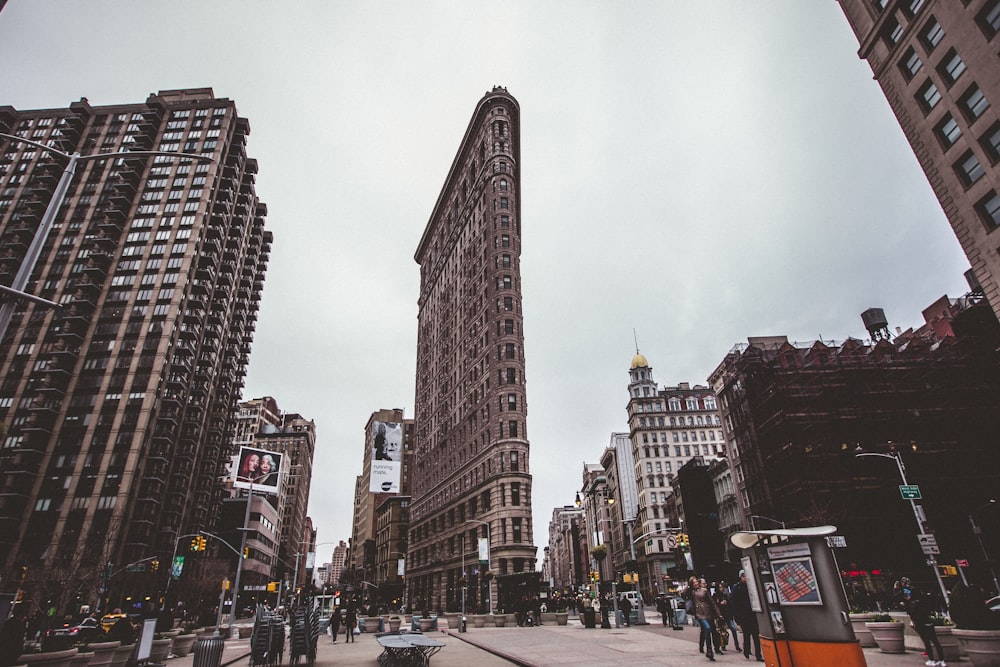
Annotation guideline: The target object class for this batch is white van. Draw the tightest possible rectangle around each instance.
[620,591,643,607]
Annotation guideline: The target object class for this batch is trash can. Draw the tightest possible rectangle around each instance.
[582,608,596,629]
[193,634,225,667]
[460,615,467,633]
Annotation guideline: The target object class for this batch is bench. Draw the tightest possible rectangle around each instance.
[375,632,445,667]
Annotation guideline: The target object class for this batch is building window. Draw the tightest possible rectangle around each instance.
[510,451,518,471]
[935,113,962,148]
[511,482,520,506]
[918,80,941,111]
[900,48,922,80]
[882,17,902,47]
[961,85,990,122]
[978,121,1000,163]
[976,0,1000,38]
[921,17,944,51]
[512,518,522,543]
[975,190,1000,230]
[503,319,514,334]
[938,49,966,86]
[905,0,925,17]
[955,150,985,187]
[507,394,517,410]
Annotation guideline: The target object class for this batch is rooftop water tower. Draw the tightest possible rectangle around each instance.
[861,307,891,342]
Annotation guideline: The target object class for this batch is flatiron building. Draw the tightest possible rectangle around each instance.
[408,87,536,612]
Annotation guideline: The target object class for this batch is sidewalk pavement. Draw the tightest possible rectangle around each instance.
[164,614,949,667]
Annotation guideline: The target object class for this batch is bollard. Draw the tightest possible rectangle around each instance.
[192,634,225,667]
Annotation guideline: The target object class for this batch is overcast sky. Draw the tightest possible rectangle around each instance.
[0,1,972,570]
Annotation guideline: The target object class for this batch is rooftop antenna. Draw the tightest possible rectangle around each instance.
[633,328,640,354]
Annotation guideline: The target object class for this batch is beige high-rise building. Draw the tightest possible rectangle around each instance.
[837,0,1000,320]
[347,409,412,592]
[408,87,536,613]
[0,89,271,613]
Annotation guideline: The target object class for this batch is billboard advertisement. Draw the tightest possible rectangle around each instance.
[234,445,282,495]
[369,421,402,493]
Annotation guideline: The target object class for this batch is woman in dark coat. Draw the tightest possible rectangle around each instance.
[730,570,763,662]
[328,606,341,644]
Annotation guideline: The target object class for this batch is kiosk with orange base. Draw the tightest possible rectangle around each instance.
[730,525,867,667]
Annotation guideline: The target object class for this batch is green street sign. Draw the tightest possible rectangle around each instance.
[900,485,922,499]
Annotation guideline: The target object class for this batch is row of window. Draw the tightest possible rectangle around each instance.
[638,413,720,428]
[642,430,722,445]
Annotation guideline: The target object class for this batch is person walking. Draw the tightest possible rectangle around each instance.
[619,594,632,627]
[344,603,357,643]
[730,570,764,662]
[656,595,670,627]
[328,606,341,644]
[906,588,946,666]
[715,581,741,653]
[685,576,723,662]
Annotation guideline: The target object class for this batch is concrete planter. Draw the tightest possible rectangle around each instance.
[954,628,1000,666]
[238,626,252,639]
[932,626,962,662]
[171,634,197,657]
[82,642,118,667]
[471,615,487,628]
[555,612,569,626]
[69,651,92,667]
[848,613,877,648]
[148,639,171,664]
[866,621,905,654]
[418,617,434,632]
[493,614,507,627]
[540,612,557,624]
[387,618,402,632]
[19,649,79,667]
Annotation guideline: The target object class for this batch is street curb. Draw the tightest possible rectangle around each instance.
[443,629,535,667]
[221,651,251,667]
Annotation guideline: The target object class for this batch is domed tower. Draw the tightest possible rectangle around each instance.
[628,351,658,399]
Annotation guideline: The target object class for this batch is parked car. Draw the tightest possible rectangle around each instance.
[53,617,103,640]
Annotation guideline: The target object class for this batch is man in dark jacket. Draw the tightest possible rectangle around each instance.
[729,571,763,662]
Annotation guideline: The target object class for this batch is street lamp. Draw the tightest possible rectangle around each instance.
[970,499,1000,596]
[465,520,492,614]
[855,443,949,603]
[749,515,786,530]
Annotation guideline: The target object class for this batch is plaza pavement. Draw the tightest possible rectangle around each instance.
[170,612,951,667]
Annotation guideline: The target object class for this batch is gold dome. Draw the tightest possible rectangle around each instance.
[630,352,648,369]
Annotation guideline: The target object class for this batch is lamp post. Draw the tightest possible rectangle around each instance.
[749,515,786,530]
[856,443,949,603]
[970,499,1000,595]
[0,133,213,345]
[465,520,492,614]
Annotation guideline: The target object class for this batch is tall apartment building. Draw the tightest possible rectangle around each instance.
[328,539,348,587]
[837,0,1000,321]
[347,409,412,590]
[626,353,724,599]
[0,89,271,612]
[547,506,586,593]
[231,396,282,451]
[408,87,536,613]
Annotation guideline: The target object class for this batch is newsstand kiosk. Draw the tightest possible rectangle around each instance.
[730,525,866,667]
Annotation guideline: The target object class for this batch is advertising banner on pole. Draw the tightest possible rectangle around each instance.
[233,445,283,495]
[369,421,402,493]
[478,537,489,564]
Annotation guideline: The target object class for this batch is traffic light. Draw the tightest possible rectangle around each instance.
[677,533,689,548]
[196,536,207,551]
[150,559,159,572]
[243,547,249,559]
[938,565,958,577]
[190,538,200,552]
[266,582,279,592]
